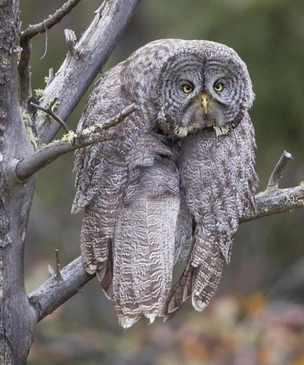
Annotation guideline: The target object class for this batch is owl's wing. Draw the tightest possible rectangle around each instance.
[72,65,144,286]
[173,188,193,264]
[72,67,181,328]
[164,113,258,320]
[112,133,180,328]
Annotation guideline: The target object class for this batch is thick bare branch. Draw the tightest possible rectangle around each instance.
[15,104,136,181]
[29,257,94,322]
[18,0,83,105]
[0,1,38,362]
[34,0,141,144]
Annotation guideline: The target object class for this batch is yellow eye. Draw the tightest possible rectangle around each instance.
[214,82,224,92]
[182,84,193,93]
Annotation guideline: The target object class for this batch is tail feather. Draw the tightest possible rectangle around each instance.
[164,224,226,321]
[192,255,225,311]
[163,264,196,321]
[80,208,110,274]
[97,240,113,299]
[113,195,179,328]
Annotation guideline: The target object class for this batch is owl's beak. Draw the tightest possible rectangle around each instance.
[201,92,208,115]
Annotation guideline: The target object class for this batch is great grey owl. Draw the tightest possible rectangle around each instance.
[72,39,259,329]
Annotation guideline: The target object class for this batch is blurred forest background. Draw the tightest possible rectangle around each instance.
[20,0,304,364]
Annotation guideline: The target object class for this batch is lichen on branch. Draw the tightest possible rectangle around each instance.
[15,104,137,181]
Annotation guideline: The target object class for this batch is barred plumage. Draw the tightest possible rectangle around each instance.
[72,39,258,328]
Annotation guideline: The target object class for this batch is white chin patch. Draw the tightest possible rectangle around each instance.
[213,125,231,136]
[176,123,231,138]
[176,126,190,137]
[176,121,204,138]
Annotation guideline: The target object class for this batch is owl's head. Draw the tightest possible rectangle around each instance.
[155,40,254,138]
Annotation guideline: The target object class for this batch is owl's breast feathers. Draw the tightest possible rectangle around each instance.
[163,112,258,320]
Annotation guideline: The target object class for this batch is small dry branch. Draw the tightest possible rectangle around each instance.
[15,104,137,181]
[30,99,70,133]
[241,151,304,222]
[266,150,293,190]
[55,249,61,279]
[18,0,82,105]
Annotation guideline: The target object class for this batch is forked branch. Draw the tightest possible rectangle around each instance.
[15,104,137,181]
[30,99,70,133]
[241,150,304,222]
[28,151,304,322]
[18,0,82,105]
[34,0,141,144]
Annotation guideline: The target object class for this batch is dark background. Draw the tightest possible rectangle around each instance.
[21,1,304,364]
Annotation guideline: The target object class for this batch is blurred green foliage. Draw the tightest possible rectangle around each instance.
[21,0,304,364]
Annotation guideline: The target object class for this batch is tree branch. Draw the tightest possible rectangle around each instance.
[28,152,304,322]
[30,99,70,134]
[242,184,304,222]
[29,257,94,322]
[22,0,82,39]
[33,0,141,145]
[18,0,83,106]
[241,151,304,222]
[15,104,137,181]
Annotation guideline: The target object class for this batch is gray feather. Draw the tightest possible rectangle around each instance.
[72,39,259,327]
[164,113,258,319]
[112,133,180,328]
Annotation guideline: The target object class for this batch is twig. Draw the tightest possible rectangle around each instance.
[55,249,61,279]
[30,99,70,134]
[15,104,137,181]
[38,23,48,60]
[64,29,77,53]
[46,68,54,88]
[18,0,83,105]
[266,150,293,190]
[47,265,55,277]
[22,0,83,40]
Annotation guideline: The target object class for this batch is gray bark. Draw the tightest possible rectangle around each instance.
[15,104,137,181]
[0,1,37,363]
[34,0,141,144]
[29,257,93,323]
[0,0,140,363]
